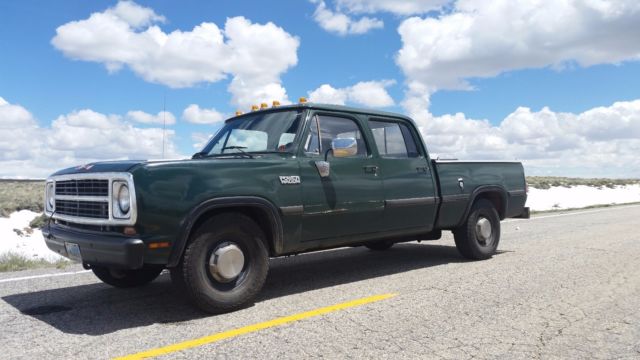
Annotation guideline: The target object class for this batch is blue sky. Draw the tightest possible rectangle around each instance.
[1,0,639,178]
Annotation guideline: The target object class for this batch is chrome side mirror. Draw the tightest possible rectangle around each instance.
[331,138,357,158]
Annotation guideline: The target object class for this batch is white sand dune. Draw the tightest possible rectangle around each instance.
[527,184,640,211]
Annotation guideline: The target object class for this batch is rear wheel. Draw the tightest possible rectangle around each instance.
[92,264,164,288]
[174,213,269,314]
[453,199,501,260]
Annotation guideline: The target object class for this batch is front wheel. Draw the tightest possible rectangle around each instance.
[365,241,394,251]
[174,213,269,314]
[92,264,164,288]
[453,199,501,260]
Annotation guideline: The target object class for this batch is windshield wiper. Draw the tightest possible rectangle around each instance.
[222,146,254,159]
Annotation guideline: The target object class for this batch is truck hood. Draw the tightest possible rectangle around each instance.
[50,160,149,177]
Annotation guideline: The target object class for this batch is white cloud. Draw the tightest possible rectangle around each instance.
[0,97,183,178]
[191,132,213,150]
[52,1,299,108]
[182,104,225,125]
[417,99,640,178]
[397,0,640,96]
[126,110,176,125]
[312,0,383,35]
[308,80,395,107]
[336,0,449,15]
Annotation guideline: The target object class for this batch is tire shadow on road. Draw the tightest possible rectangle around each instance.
[2,243,473,335]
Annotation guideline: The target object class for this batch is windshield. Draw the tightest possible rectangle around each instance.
[198,110,303,157]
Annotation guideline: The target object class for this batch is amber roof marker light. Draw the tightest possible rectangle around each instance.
[299,97,307,103]
[272,100,280,107]
[251,105,259,111]
[260,103,268,109]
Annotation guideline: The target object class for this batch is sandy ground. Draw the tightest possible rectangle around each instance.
[1,184,640,260]
[0,210,62,261]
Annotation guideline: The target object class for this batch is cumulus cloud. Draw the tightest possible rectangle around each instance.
[308,80,395,107]
[311,0,383,35]
[52,1,299,108]
[418,99,640,177]
[336,0,448,15]
[126,110,175,125]
[396,0,640,119]
[182,104,225,125]
[0,97,182,178]
[191,132,214,150]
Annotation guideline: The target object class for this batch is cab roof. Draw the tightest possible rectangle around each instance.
[227,102,415,123]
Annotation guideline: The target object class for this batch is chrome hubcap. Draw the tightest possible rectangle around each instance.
[209,243,245,283]
[476,217,492,245]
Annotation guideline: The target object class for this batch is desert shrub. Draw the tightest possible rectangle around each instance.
[526,176,640,189]
[0,180,44,217]
[0,252,69,272]
[29,214,48,229]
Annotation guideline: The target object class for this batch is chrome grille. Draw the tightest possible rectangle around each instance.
[56,179,108,196]
[55,199,109,219]
[46,172,137,226]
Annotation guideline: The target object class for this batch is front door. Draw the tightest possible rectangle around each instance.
[299,113,384,243]
[369,118,438,232]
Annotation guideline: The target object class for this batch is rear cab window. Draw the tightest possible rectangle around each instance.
[369,119,421,158]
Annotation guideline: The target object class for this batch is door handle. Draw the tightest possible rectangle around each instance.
[363,165,379,175]
[416,166,429,173]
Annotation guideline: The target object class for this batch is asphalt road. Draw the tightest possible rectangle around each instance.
[1,205,639,359]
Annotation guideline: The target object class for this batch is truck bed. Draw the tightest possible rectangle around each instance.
[433,160,527,229]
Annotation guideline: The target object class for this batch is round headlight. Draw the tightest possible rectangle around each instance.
[46,183,55,210]
[117,184,130,213]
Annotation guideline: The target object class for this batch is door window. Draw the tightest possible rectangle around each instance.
[369,120,420,158]
[304,115,368,157]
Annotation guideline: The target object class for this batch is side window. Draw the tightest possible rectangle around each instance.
[370,120,420,158]
[304,115,367,157]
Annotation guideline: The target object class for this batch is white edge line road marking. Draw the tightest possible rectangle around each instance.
[2,204,638,284]
[0,270,91,284]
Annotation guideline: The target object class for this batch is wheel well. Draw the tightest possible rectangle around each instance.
[475,191,506,219]
[189,206,276,256]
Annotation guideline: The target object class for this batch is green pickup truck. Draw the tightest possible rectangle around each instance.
[43,103,529,313]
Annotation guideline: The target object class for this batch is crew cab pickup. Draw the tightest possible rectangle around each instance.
[43,103,529,313]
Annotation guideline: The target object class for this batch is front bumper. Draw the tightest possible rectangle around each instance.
[43,224,145,269]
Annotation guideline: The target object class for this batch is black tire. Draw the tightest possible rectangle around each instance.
[365,241,394,251]
[453,199,501,260]
[175,213,269,314]
[92,264,164,288]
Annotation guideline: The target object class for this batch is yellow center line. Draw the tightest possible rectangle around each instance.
[114,293,398,360]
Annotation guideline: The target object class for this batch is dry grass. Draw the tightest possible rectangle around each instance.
[0,252,70,272]
[526,176,640,190]
[0,180,44,217]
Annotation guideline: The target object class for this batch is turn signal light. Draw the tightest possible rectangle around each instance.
[123,226,137,236]
[148,242,170,249]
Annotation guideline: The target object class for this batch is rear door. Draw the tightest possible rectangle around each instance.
[298,113,384,243]
[369,118,438,232]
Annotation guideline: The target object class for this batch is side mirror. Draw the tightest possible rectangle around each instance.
[315,138,358,178]
[331,138,357,158]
